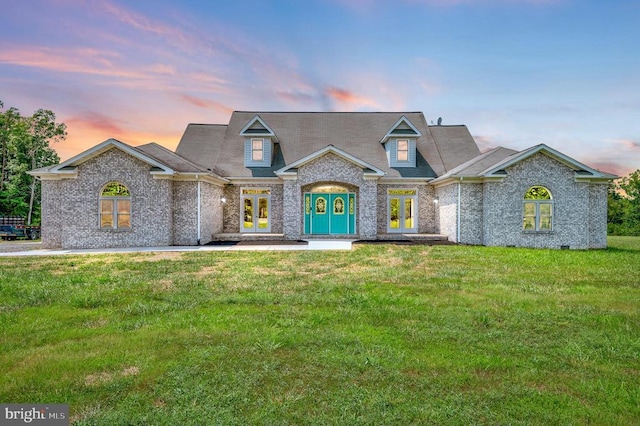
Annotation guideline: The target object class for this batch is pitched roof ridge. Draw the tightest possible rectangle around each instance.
[446,146,506,176]
[134,143,211,173]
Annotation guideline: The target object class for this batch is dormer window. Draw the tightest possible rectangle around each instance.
[397,140,409,162]
[381,116,421,168]
[252,139,264,161]
[241,115,277,168]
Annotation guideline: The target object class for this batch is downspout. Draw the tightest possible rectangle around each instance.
[196,176,201,245]
[457,177,462,243]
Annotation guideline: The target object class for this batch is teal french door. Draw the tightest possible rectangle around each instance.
[304,193,355,235]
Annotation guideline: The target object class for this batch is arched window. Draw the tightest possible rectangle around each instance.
[100,182,131,229]
[523,186,553,231]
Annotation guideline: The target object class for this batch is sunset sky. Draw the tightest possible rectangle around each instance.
[1,0,638,177]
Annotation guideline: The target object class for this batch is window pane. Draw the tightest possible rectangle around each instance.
[243,198,254,228]
[523,202,535,216]
[315,197,326,214]
[404,198,414,229]
[101,214,114,229]
[258,197,269,228]
[101,199,113,213]
[539,203,552,216]
[397,140,408,161]
[388,189,416,195]
[389,198,400,229]
[523,217,535,230]
[102,182,130,197]
[252,139,263,161]
[334,197,345,215]
[117,199,130,215]
[539,216,552,230]
[242,189,271,195]
[524,186,551,200]
[117,214,131,228]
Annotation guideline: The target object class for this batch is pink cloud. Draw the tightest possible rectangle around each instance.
[325,87,379,110]
[617,139,640,151]
[0,45,144,79]
[66,111,126,135]
[98,1,190,48]
[181,95,233,115]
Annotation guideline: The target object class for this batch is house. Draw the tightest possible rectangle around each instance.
[29,111,617,249]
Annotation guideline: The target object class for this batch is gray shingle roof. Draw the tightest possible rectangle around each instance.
[432,147,519,182]
[135,142,215,174]
[174,112,482,178]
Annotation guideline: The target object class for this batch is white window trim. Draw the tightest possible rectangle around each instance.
[240,187,271,233]
[99,183,131,230]
[386,188,418,233]
[397,139,409,162]
[523,200,554,232]
[523,186,554,232]
[251,138,264,161]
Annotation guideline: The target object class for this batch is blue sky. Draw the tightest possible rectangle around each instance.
[1,0,638,176]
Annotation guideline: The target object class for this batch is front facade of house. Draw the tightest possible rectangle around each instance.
[30,111,616,249]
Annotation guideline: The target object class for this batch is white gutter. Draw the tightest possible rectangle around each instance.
[457,178,462,243]
[196,176,201,245]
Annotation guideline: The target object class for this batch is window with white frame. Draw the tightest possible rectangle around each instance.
[397,139,409,162]
[251,138,264,161]
[100,182,131,229]
[523,186,553,231]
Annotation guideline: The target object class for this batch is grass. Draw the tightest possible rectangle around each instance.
[0,237,639,425]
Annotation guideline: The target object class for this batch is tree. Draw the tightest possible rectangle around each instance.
[608,169,640,236]
[0,101,65,224]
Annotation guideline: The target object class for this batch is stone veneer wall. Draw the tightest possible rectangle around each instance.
[40,180,63,249]
[459,183,484,245]
[435,183,458,242]
[375,184,436,234]
[482,153,595,249]
[588,183,608,248]
[41,148,173,249]
[285,153,378,239]
[222,183,284,234]
[173,181,224,245]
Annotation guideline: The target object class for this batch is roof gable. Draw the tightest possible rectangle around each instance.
[481,144,617,179]
[276,145,385,177]
[51,138,174,175]
[380,115,422,143]
[239,115,278,141]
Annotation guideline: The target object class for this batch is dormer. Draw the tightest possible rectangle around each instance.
[380,116,421,168]
[240,115,278,167]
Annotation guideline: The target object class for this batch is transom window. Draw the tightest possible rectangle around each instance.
[251,138,264,161]
[523,186,553,231]
[397,139,409,162]
[100,182,131,229]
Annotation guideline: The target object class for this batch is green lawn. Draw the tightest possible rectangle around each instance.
[1,238,639,425]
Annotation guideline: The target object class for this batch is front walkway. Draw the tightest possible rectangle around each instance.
[0,240,355,257]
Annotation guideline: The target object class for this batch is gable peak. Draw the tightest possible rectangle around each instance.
[380,115,421,143]
[240,115,277,141]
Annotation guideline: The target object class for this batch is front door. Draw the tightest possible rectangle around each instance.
[305,193,355,235]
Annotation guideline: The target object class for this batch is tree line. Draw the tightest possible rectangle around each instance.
[608,170,640,236]
[0,100,66,225]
